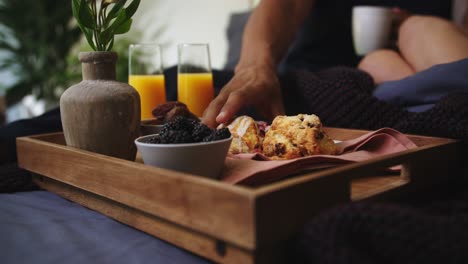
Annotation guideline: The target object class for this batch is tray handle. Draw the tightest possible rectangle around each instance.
[339,141,460,200]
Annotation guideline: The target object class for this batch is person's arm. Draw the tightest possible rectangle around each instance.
[236,0,314,72]
[452,0,468,34]
[463,6,468,34]
[202,0,314,127]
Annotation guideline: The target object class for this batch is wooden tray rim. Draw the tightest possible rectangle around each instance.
[16,128,460,251]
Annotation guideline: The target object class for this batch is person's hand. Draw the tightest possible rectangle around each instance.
[202,64,285,128]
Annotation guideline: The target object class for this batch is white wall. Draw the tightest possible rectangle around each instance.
[130,0,252,69]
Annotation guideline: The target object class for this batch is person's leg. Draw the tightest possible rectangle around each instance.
[358,49,415,84]
[398,15,468,72]
[373,58,468,112]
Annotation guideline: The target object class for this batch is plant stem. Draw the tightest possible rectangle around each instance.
[100,5,108,50]
[97,1,104,50]
[91,0,99,50]
[102,5,109,51]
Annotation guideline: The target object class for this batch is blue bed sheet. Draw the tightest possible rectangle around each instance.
[373,58,468,112]
[0,191,210,264]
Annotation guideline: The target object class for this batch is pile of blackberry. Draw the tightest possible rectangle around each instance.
[146,116,231,144]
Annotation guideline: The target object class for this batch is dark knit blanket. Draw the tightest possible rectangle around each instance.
[291,199,468,264]
[0,107,61,193]
[0,163,38,193]
[283,67,468,141]
[280,67,468,263]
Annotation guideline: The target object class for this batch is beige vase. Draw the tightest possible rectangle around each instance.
[60,51,140,160]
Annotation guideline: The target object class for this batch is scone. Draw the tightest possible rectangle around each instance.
[221,115,264,154]
[262,114,337,159]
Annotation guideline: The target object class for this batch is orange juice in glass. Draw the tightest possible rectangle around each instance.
[177,43,214,117]
[129,44,166,120]
[178,73,214,117]
[129,74,166,120]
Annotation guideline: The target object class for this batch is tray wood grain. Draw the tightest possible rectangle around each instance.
[17,127,460,264]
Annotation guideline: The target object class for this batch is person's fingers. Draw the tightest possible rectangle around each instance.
[271,101,285,117]
[216,90,246,124]
[202,93,228,128]
[271,87,285,115]
[202,76,241,127]
[254,93,284,122]
[203,66,283,126]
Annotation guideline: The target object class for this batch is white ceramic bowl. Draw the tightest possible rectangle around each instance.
[135,134,233,179]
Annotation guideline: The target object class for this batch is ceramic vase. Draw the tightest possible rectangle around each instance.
[60,51,140,160]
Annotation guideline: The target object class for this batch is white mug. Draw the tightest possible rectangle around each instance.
[352,6,394,56]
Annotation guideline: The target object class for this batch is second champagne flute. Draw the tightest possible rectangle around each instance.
[129,43,166,120]
[177,43,214,117]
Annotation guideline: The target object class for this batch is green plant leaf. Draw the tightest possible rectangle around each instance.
[125,0,140,19]
[72,0,97,50]
[112,7,128,25]
[71,0,83,26]
[99,29,113,50]
[114,18,132,34]
[71,0,139,52]
[105,0,127,23]
[106,37,114,51]
[100,8,126,45]
[102,0,120,8]
[72,0,84,28]
[81,26,97,50]
[78,0,96,29]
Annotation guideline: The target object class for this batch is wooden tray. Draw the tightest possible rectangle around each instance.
[16,128,460,264]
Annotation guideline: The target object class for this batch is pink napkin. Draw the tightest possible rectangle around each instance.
[220,128,417,186]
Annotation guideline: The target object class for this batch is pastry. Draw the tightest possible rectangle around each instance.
[262,114,337,159]
[221,115,264,154]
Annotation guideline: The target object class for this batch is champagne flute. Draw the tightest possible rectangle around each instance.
[177,43,214,117]
[129,43,166,120]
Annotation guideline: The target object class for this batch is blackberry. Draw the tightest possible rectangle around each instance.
[163,116,197,131]
[202,134,214,142]
[159,129,193,143]
[154,116,229,144]
[192,122,214,142]
[213,128,231,140]
[203,128,231,142]
[145,135,161,144]
[157,116,212,143]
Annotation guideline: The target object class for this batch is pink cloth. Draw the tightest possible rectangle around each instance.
[220,128,417,186]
